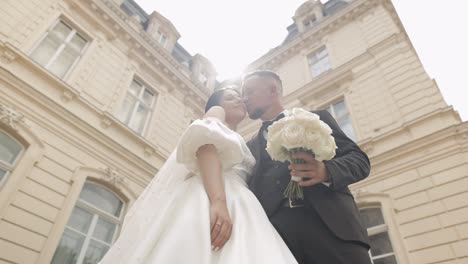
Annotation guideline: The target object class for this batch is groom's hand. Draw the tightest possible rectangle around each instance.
[288,152,329,187]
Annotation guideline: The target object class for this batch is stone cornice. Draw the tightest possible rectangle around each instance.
[0,39,172,159]
[248,0,390,71]
[288,67,354,106]
[65,0,208,107]
[1,72,158,187]
[352,118,468,190]
[0,103,26,131]
[358,107,461,155]
[0,47,164,182]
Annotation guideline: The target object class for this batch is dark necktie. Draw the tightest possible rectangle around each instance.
[259,113,285,142]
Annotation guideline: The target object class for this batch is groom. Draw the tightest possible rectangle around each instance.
[242,70,372,264]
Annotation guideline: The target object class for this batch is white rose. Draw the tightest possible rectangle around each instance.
[291,108,320,120]
[314,136,337,161]
[304,130,321,147]
[266,133,289,162]
[280,122,306,149]
[268,117,289,135]
[319,120,333,135]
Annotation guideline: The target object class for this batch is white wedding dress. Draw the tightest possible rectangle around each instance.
[100,118,297,264]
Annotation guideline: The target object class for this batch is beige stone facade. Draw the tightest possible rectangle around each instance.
[0,0,215,263]
[0,0,467,263]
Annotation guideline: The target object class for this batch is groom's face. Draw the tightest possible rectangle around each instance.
[242,76,274,120]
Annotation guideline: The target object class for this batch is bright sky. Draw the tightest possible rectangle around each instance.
[136,0,468,121]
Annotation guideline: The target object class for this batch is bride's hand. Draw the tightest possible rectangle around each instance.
[210,200,233,251]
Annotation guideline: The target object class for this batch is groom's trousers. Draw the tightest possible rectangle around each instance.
[270,205,372,264]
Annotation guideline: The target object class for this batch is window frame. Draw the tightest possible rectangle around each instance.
[52,182,126,264]
[117,78,158,135]
[325,99,356,140]
[307,46,331,78]
[0,130,25,189]
[29,19,90,79]
[198,69,208,87]
[360,206,398,264]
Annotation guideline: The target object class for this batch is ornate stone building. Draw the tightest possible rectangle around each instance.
[0,0,216,263]
[241,0,468,263]
[0,0,467,264]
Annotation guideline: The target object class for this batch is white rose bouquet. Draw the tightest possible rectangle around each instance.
[266,108,337,199]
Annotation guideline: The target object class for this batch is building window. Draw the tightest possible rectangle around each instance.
[51,182,125,264]
[303,15,317,29]
[308,46,331,78]
[360,207,397,264]
[326,100,356,140]
[30,20,88,79]
[116,79,156,134]
[158,31,167,48]
[0,131,24,188]
[198,70,208,87]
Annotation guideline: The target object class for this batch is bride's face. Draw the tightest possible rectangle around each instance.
[220,89,246,125]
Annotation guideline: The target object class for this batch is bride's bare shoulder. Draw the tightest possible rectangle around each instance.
[204,106,225,122]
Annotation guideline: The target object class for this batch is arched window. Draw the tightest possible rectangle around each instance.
[51,182,125,264]
[0,130,24,188]
[359,207,397,264]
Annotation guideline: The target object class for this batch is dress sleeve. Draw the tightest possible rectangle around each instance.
[176,117,244,172]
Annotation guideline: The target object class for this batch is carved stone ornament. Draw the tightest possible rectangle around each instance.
[103,167,125,185]
[61,90,76,102]
[361,142,374,154]
[0,48,17,64]
[144,146,156,157]
[0,104,25,130]
[101,116,112,128]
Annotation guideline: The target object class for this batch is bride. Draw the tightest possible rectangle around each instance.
[100,87,297,263]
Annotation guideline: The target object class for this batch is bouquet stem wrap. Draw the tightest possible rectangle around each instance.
[283,147,314,200]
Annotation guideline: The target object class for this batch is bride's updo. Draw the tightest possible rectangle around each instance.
[204,85,240,113]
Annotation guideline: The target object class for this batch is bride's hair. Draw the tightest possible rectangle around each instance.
[204,85,240,113]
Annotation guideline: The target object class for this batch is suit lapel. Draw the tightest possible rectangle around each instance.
[247,131,264,188]
[254,131,265,177]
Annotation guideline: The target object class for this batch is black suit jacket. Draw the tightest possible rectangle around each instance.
[247,110,370,246]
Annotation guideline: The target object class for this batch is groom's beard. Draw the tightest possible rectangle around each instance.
[248,108,264,120]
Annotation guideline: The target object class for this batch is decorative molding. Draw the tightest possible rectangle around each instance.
[1,68,161,180]
[0,103,25,130]
[361,141,374,154]
[0,39,83,106]
[0,48,17,64]
[71,0,209,101]
[143,146,157,157]
[61,90,76,102]
[353,190,390,204]
[100,115,113,128]
[289,67,354,106]
[103,166,125,185]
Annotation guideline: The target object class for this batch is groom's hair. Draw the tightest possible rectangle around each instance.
[204,86,239,113]
[242,70,283,95]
